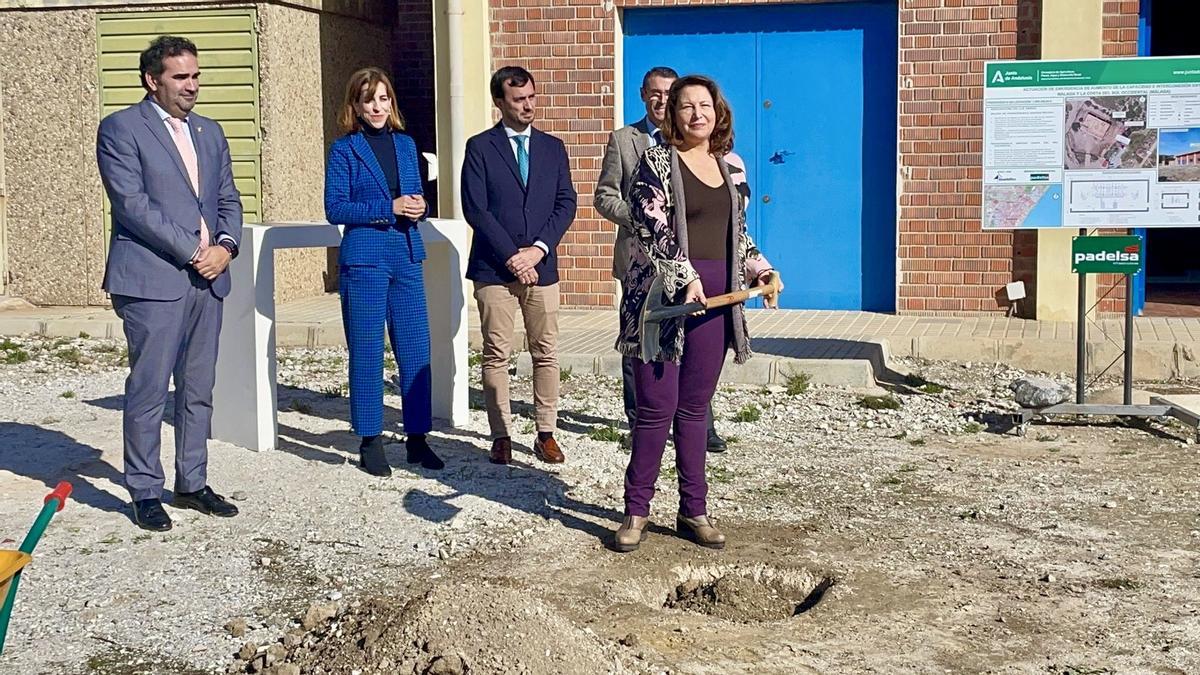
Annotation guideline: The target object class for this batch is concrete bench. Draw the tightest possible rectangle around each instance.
[212,220,470,451]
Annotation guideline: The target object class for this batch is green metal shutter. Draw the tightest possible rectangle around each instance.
[98,9,262,225]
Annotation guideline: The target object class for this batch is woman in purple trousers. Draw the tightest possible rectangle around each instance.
[612,75,783,553]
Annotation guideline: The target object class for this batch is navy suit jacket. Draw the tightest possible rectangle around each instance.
[324,130,427,266]
[460,124,577,285]
[98,98,243,300]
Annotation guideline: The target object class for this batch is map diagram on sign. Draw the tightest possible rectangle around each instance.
[1064,96,1158,169]
[984,184,1063,228]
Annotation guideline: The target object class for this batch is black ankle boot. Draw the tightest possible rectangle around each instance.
[359,435,392,477]
[406,434,444,470]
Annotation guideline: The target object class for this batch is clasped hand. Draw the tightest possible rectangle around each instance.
[506,246,545,285]
[192,245,231,281]
[392,194,426,220]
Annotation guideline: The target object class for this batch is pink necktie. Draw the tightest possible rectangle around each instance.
[167,117,210,252]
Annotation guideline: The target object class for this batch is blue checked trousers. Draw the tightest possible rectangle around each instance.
[339,231,432,437]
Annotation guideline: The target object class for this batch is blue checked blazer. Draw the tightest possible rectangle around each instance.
[325,130,427,264]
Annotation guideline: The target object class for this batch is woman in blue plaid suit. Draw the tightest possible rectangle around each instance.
[324,67,443,475]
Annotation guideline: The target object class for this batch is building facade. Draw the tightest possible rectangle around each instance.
[3,0,1192,318]
[0,0,434,306]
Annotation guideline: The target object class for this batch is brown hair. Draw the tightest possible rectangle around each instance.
[660,74,734,156]
[338,67,406,134]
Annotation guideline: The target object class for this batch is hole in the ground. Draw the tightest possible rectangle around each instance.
[662,563,837,623]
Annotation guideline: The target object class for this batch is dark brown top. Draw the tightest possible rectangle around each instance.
[680,159,731,261]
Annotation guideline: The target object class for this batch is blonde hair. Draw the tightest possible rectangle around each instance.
[338,67,406,134]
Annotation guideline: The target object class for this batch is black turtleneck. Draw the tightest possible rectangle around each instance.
[361,120,399,199]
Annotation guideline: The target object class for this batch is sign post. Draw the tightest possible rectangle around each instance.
[1012,232,1197,439]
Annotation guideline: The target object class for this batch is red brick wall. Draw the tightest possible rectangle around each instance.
[898,0,1029,314]
[489,1,615,307]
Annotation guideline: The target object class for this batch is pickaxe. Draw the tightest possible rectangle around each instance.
[639,271,782,362]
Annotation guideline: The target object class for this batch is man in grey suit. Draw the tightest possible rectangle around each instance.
[594,66,727,453]
[97,35,242,530]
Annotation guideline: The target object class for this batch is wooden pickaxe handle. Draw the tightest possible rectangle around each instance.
[646,271,781,322]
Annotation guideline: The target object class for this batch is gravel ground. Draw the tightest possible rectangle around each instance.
[0,334,1198,674]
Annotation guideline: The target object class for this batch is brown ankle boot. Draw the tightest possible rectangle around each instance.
[676,514,726,549]
[613,515,649,553]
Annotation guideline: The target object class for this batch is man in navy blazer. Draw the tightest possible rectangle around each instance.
[97,36,242,530]
[462,66,577,465]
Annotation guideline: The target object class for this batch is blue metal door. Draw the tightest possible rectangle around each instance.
[622,2,898,310]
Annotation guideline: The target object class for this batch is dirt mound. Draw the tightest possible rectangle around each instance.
[242,582,631,674]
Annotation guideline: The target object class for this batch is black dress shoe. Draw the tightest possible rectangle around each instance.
[405,434,444,470]
[706,430,728,453]
[173,486,239,517]
[132,499,172,531]
[359,435,392,477]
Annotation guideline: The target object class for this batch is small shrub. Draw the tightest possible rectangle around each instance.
[560,367,573,382]
[1096,578,1140,591]
[468,351,484,368]
[55,347,84,365]
[785,371,811,396]
[707,464,735,484]
[589,425,623,443]
[961,421,985,434]
[1,339,30,364]
[289,399,315,415]
[919,383,946,394]
[60,391,76,399]
[78,331,91,339]
[903,373,929,387]
[859,395,901,410]
[321,384,346,398]
[732,405,762,423]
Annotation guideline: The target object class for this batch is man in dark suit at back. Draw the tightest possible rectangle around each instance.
[461,66,577,466]
[96,35,243,530]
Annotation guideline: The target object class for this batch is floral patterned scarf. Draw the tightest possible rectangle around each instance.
[615,144,773,364]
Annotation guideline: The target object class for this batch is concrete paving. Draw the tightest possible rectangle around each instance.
[3,293,1199,385]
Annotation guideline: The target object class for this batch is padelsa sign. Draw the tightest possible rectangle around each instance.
[1071,235,1144,274]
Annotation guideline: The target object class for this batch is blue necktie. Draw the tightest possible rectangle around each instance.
[513,135,529,187]
[651,129,662,146]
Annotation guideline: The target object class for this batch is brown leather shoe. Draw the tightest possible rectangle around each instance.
[676,514,726,549]
[489,437,512,465]
[533,436,565,463]
[613,515,649,553]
